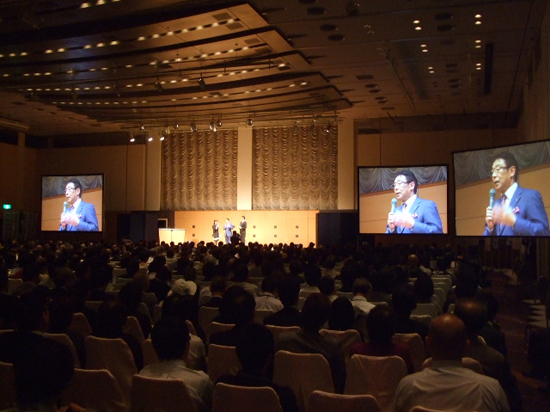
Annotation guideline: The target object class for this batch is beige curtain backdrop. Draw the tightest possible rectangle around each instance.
[161,130,238,210]
[252,125,338,210]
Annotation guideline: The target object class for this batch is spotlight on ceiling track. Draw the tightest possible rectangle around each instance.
[346,1,360,16]
[147,136,153,142]
[216,117,222,128]
[174,122,180,131]
[209,119,217,132]
[198,74,206,89]
[246,117,254,126]
[323,121,331,133]
[139,124,145,132]
[129,132,135,143]
[190,121,197,132]
[154,81,164,93]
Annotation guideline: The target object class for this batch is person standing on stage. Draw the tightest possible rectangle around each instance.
[240,216,248,245]
[224,218,234,244]
[212,219,220,245]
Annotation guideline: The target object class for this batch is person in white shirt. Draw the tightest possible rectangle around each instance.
[255,277,283,312]
[351,277,375,317]
[140,317,213,412]
[394,313,510,412]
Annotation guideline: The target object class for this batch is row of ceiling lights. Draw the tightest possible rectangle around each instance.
[129,117,337,142]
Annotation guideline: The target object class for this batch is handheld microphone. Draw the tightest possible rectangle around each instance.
[391,198,397,214]
[63,201,68,214]
[489,188,495,208]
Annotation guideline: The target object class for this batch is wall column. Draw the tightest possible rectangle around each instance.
[338,117,355,210]
[16,131,26,210]
[237,126,253,210]
[145,138,161,211]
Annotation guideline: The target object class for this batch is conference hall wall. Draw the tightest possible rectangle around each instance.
[174,210,318,245]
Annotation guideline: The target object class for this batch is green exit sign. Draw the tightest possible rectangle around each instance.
[3,204,11,210]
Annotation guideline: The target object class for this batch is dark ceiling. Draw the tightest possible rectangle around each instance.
[0,0,546,139]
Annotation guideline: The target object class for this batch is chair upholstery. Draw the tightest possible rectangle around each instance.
[7,278,23,294]
[265,325,301,344]
[85,335,138,405]
[213,382,283,412]
[69,312,93,339]
[411,303,439,319]
[319,328,362,363]
[408,407,479,412]
[0,361,16,410]
[345,354,407,412]
[60,368,126,412]
[123,316,145,343]
[254,309,275,325]
[131,374,198,412]
[186,319,198,336]
[205,321,235,345]
[84,300,103,311]
[142,338,159,367]
[307,390,382,412]
[43,332,81,368]
[392,333,426,372]
[421,357,484,374]
[207,344,242,382]
[273,350,334,412]
[198,306,220,334]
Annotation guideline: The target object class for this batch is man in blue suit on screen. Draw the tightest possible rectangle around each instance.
[484,152,549,236]
[59,178,99,231]
[386,170,443,234]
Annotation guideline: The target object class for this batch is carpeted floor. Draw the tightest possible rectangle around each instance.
[488,272,550,412]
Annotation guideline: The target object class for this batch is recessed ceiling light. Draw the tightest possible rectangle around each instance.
[415,27,422,31]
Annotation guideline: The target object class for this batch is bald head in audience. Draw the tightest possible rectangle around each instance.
[426,313,467,361]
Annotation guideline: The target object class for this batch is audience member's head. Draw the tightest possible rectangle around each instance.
[318,276,336,297]
[118,282,143,313]
[304,264,322,287]
[392,285,417,319]
[151,316,190,361]
[219,285,255,325]
[301,293,331,333]
[162,293,196,321]
[413,273,434,303]
[366,304,396,345]
[15,289,49,332]
[352,277,372,297]
[169,279,197,297]
[261,276,279,295]
[95,300,127,338]
[426,313,467,361]
[454,298,488,338]
[13,337,74,407]
[209,275,227,297]
[328,297,355,331]
[277,278,300,308]
[236,323,275,376]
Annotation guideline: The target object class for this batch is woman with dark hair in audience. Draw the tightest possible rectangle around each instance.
[118,282,152,339]
[94,299,143,370]
[350,304,414,374]
[48,287,86,367]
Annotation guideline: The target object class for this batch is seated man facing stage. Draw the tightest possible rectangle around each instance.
[394,313,510,412]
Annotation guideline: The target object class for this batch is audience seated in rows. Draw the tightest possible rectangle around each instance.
[277,293,346,393]
[263,278,302,328]
[139,316,213,412]
[394,313,510,412]
[217,323,298,412]
[350,305,414,374]
[256,277,284,312]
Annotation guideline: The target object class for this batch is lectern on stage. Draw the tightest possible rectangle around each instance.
[159,228,186,244]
